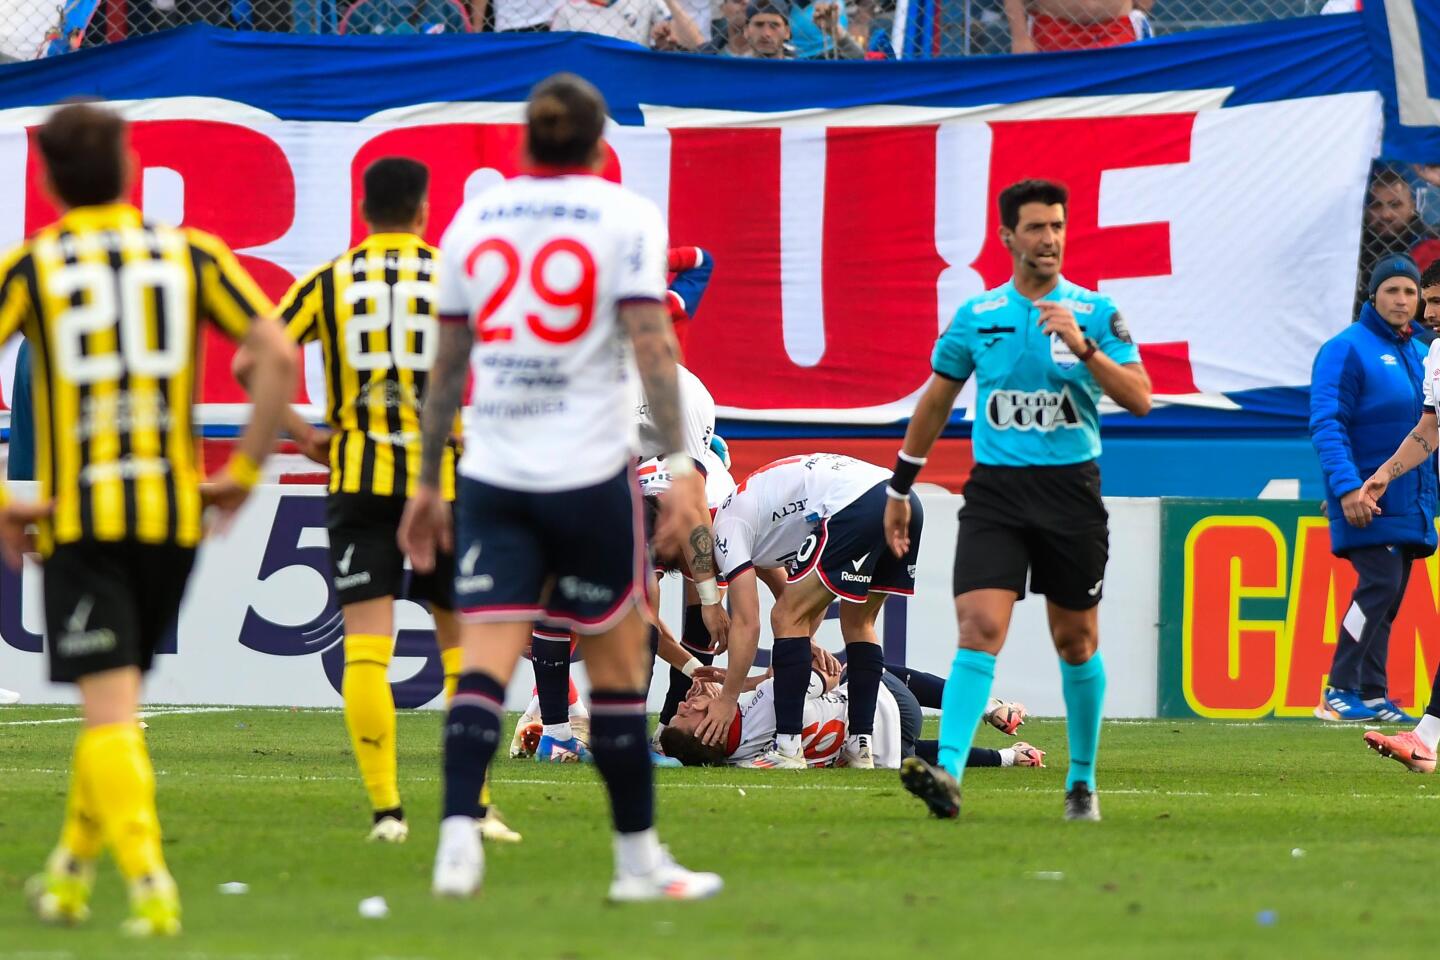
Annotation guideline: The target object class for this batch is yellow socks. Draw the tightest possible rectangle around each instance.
[75,723,167,882]
[58,737,103,863]
[440,645,461,705]
[343,633,400,814]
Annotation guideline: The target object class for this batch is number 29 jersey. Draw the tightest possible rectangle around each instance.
[436,174,669,493]
[0,203,270,555]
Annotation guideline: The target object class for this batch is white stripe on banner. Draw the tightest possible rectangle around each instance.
[780,128,826,369]
[1384,0,1440,127]
[638,90,1234,128]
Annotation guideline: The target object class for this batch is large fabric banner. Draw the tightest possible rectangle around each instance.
[0,17,1403,428]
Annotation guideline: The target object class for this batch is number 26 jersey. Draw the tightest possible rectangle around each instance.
[436,173,669,493]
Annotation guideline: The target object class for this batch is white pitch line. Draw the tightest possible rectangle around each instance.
[0,706,241,727]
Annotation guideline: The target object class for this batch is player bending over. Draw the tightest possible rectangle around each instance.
[400,73,720,901]
[695,453,924,770]
[4,103,297,935]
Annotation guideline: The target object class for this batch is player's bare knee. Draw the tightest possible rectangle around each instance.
[1052,626,1098,665]
[956,611,1006,652]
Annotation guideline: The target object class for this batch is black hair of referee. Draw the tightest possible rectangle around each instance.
[37,103,130,208]
[525,73,607,168]
[362,157,429,230]
[998,178,1068,231]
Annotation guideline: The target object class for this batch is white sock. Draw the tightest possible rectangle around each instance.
[543,722,574,741]
[613,828,662,876]
[999,748,1016,768]
[523,694,541,718]
[439,815,477,846]
[776,734,801,757]
[1416,714,1440,750]
[569,701,590,720]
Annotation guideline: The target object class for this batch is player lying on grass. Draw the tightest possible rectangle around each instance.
[698,453,925,770]
[659,657,1042,770]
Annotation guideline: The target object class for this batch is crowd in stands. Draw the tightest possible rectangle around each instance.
[4,0,1226,60]
[1359,164,1440,317]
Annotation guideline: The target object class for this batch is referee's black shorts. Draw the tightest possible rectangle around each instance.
[951,461,1109,611]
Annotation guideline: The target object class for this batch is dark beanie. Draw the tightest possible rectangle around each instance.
[1369,254,1422,299]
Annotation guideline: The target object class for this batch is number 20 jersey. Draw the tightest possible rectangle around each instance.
[0,203,270,555]
[437,174,669,493]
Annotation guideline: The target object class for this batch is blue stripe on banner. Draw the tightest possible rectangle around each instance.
[0,18,1380,123]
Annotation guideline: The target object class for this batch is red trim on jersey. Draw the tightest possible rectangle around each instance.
[725,711,742,756]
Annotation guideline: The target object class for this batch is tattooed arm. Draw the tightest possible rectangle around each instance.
[398,319,472,573]
[1361,411,1439,510]
[419,321,473,489]
[621,300,706,555]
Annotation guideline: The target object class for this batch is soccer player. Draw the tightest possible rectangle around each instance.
[883,179,1151,821]
[660,662,1043,770]
[1358,257,1440,773]
[242,157,515,844]
[694,452,925,770]
[399,73,721,900]
[0,103,297,935]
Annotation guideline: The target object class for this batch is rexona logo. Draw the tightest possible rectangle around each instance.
[986,387,1082,431]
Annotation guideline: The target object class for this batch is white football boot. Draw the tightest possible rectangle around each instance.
[432,816,483,897]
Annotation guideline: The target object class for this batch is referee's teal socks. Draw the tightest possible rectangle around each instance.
[1060,652,1107,791]
[937,648,996,782]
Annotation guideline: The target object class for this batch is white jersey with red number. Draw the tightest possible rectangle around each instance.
[636,454,735,510]
[437,174,668,492]
[726,676,901,768]
[635,363,717,464]
[711,453,889,581]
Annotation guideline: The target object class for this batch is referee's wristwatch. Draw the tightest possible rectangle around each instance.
[1077,338,1099,363]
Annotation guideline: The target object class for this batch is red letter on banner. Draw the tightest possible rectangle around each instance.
[669,126,945,413]
[25,120,297,404]
[349,125,622,247]
[977,114,1198,394]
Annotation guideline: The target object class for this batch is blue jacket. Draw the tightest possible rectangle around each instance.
[1310,304,1437,556]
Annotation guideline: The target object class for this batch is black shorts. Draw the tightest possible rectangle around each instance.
[788,481,923,602]
[327,493,454,611]
[452,466,649,634]
[43,539,196,684]
[952,461,1109,611]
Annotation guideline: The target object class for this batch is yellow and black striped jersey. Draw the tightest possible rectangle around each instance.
[279,233,457,500]
[0,203,270,556]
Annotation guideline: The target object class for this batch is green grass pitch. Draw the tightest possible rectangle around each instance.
[1,706,1436,959]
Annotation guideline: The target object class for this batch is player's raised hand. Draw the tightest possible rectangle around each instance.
[883,495,911,558]
[0,499,51,570]
[1036,301,1086,354]
[695,692,739,747]
[398,485,451,574]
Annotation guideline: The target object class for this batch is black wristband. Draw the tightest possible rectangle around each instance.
[889,451,925,496]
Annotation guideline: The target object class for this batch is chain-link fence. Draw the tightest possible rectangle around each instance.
[0,0,1342,61]
[1359,163,1440,319]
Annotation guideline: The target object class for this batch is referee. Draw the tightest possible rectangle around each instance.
[881,179,1151,822]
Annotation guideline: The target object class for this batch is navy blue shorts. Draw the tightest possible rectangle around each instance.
[788,481,923,602]
[453,466,650,634]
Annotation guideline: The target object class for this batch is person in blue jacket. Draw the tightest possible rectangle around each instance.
[1310,254,1437,723]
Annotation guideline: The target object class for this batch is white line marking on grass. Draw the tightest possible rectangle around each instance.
[0,707,241,727]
